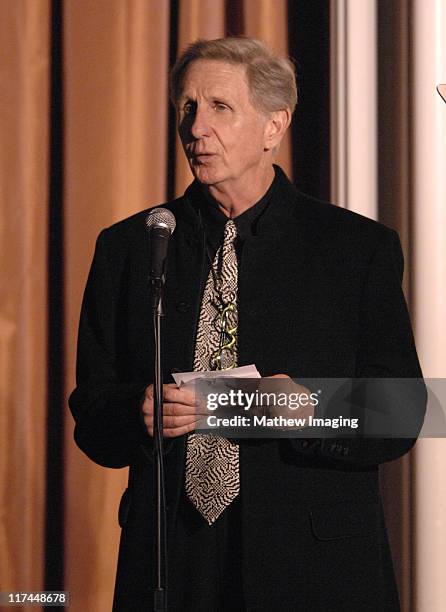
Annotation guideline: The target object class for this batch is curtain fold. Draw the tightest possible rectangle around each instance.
[64,2,170,610]
[244,0,291,176]
[412,1,446,610]
[330,0,378,218]
[0,1,50,604]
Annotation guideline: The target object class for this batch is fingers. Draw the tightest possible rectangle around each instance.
[144,413,202,429]
[163,421,198,438]
[145,413,204,438]
[163,384,196,406]
[142,401,206,420]
[143,383,197,407]
[145,416,203,438]
[141,383,206,438]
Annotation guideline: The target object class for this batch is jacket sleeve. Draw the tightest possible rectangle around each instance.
[291,228,427,466]
[69,229,150,468]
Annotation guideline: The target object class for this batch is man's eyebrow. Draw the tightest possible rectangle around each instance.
[211,95,232,103]
[177,96,196,110]
[179,90,235,103]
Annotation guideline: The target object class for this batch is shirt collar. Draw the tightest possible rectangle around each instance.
[185,166,280,245]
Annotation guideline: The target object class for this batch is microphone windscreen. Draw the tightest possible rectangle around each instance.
[145,208,176,235]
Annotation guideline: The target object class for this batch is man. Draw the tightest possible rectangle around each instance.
[70,37,425,611]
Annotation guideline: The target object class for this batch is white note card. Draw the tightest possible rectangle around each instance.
[172,364,261,387]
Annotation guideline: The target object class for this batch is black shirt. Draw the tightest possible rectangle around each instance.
[185,167,279,268]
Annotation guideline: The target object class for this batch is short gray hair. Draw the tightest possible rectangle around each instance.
[170,36,297,115]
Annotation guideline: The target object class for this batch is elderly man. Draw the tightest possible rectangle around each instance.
[70,37,424,611]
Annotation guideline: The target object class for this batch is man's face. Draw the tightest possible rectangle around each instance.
[177,60,271,188]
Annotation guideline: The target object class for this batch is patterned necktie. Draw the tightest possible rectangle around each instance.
[185,220,240,525]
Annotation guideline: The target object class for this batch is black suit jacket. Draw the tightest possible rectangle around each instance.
[69,167,426,611]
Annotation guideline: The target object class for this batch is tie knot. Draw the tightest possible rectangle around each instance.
[224,219,237,243]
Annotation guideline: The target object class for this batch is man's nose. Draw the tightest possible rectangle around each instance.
[190,106,211,139]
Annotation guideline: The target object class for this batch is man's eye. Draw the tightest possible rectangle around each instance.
[183,102,195,115]
[213,102,229,111]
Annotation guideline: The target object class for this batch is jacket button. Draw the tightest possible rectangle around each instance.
[176,301,190,313]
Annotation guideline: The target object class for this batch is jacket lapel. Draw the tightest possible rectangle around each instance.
[162,200,205,378]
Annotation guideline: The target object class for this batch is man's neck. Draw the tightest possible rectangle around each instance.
[202,165,275,218]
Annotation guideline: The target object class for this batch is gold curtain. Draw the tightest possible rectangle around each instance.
[0,2,50,608]
[64,2,170,610]
[3,1,443,611]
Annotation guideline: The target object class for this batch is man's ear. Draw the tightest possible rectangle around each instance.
[264,109,291,151]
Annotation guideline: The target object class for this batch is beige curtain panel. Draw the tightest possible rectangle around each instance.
[1,1,445,611]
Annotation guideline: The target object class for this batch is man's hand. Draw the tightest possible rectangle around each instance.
[141,383,205,438]
[264,374,315,426]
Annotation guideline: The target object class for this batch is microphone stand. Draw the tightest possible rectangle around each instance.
[151,279,167,612]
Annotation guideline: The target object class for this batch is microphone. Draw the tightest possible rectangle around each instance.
[145,209,175,606]
[145,208,176,308]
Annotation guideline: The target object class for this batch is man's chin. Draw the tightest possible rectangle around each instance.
[191,166,222,186]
